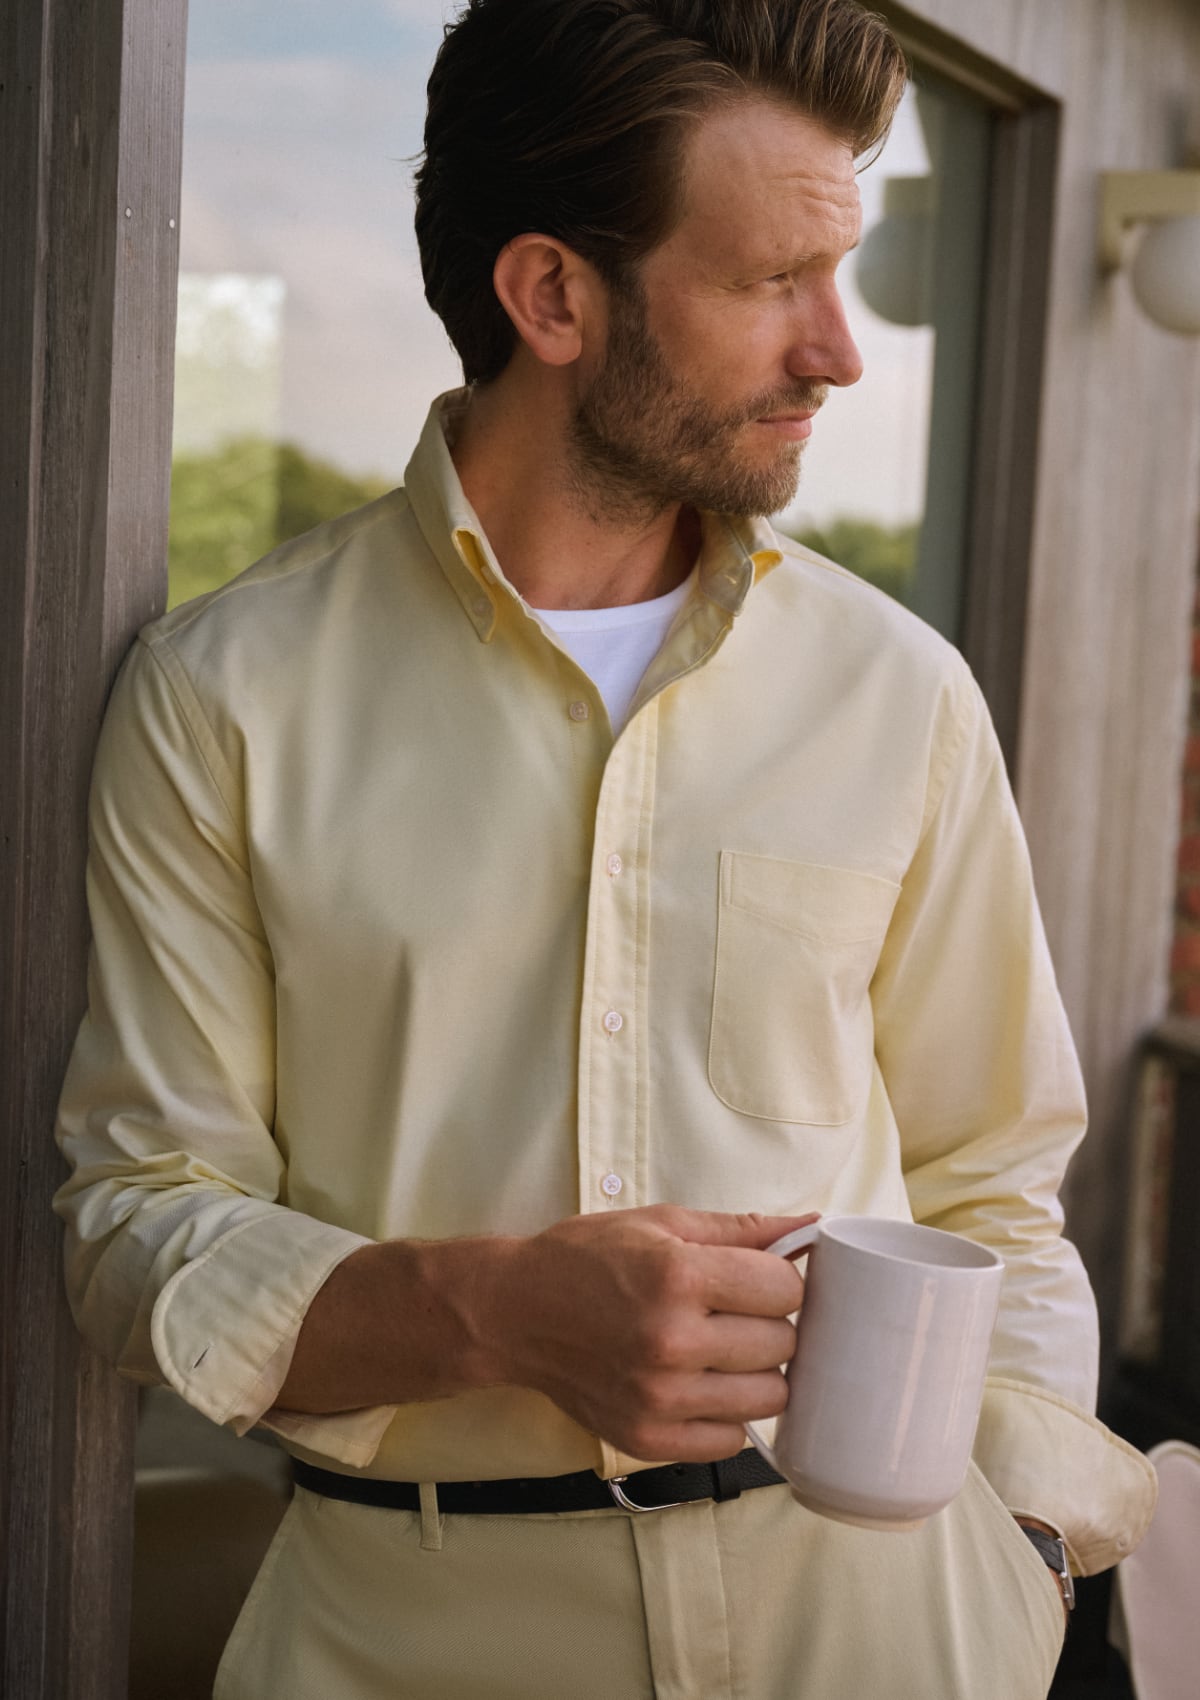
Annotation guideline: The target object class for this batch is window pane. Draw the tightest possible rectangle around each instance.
[168,2,459,609]
[777,73,992,643]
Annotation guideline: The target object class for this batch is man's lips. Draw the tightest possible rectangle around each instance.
[755,412,816,440]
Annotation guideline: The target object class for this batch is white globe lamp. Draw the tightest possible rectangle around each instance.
[854,176,934,328]
[1130,214,1200,335]
[1099,171,1200,335]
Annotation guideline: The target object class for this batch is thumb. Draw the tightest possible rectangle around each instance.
[667,1209,820,1251]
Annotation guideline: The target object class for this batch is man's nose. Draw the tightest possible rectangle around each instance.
[787,289,863,390]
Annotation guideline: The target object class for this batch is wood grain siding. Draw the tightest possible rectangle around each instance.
[0,3,187,1696]
[1019,0,1200,1361]
[884,0,1200,1366]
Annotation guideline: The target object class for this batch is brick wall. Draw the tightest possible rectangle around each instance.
[1170,578,1200,1014]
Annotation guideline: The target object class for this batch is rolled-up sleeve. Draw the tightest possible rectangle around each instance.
[871,661,1156,1574]
[54,636,396,1468]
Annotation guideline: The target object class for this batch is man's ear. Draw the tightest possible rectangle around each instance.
[492,234,596,368]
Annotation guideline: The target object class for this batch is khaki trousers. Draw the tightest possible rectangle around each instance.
[214,1465,1065,1699]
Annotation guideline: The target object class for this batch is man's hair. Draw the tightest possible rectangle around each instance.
[414,0,907,384]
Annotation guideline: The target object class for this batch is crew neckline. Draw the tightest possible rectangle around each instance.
[533,569,697,630]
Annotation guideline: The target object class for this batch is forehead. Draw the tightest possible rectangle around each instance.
[656,97,862,275]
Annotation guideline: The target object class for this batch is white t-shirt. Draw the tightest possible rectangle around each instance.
[534,570,697,734]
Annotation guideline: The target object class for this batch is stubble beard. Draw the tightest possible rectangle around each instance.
[567,276,827,526]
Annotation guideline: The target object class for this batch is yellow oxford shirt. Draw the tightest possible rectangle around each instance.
[55,393,1153,1577]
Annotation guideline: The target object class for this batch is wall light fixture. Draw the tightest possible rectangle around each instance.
[1099,170,1200,335]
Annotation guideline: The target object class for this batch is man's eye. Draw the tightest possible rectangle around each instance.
[739,272,793,292]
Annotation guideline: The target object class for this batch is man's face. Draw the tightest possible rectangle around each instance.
[570,98,864,519]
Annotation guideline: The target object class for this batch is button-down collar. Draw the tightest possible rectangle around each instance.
[402,390,782,644]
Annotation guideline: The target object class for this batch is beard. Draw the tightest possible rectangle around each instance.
[568,276,827,524]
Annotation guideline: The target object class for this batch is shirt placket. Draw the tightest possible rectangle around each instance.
[576,704,658,1220]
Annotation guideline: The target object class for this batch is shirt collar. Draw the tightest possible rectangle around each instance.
[696,510,783,614]
[403,389,784,642]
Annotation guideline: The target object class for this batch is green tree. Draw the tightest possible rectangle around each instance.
[276,443,391,543]
[785,517,920,604]
[167,438,392,609]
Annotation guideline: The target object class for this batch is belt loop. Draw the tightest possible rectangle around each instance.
[418,1481,443,1551]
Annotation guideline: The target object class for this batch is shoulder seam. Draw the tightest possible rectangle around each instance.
[768,533,959,643]
[917,657,989,841]
[136,634,246,860]
[164,488,408,640]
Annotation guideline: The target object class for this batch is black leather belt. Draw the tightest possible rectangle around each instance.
[293,1449,786,1515]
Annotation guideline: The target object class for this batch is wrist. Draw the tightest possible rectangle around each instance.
[356,1233,530,1400]
[1014,1516,1075,1617]
[1013,1514,1062,1538]
[421,1231,530,1392]
[281,1232,532,1413]
[468,1226,578,1402]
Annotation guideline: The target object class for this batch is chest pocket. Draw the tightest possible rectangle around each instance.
[708,852,900,1125]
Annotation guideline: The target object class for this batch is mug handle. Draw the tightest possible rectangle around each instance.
[743,1219,822,1471]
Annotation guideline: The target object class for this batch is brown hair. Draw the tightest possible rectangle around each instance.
[415,0,907,384]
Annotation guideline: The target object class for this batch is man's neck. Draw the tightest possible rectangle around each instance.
[448,369,700,612]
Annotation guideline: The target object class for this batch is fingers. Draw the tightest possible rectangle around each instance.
[673,1368,789,1423]
[696,1313,796,1373]
[666,1207,819,1251]
[653,1422,755,1464]
[688,1243,806,1317]
[522,1207,811,1465]
[614,1373,789,1464]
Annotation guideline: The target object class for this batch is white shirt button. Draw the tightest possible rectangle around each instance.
[472,596,491,620]
[605,853,623,878]
[601,1172,623,1197]
[568,700,589,722]
[602,1009,624,1034]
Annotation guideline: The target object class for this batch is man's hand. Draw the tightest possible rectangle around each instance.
[485,1205,813,1463]
[279,1206,813,1462]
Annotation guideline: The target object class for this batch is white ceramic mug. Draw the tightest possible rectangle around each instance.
[745,1215,1005,1531]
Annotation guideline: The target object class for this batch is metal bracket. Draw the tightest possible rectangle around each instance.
[1099,170,1200,272]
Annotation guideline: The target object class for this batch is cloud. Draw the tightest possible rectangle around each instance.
[179,51,457,474]
[379,0,459,24]
[187,1,454,64]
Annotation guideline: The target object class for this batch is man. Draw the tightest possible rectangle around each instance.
[56,2,1155,1696]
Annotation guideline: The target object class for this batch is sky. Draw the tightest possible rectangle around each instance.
[176,0,940,530]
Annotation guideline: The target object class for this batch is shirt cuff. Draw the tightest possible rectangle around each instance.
[150,1207,398,1469]
[972,1375,1158,1575]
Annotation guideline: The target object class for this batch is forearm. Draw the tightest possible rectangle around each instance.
[278,1234,524,1412]
[276,1205,808,1465]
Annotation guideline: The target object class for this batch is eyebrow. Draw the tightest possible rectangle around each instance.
[766,237,862,269]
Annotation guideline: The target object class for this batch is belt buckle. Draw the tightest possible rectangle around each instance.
[606,1473,687,1513]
